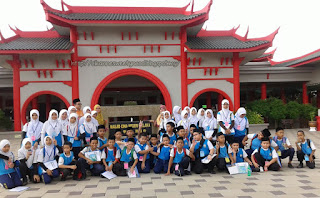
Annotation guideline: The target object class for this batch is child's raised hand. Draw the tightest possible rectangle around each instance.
[216,144,220,150]
[33,142,38,150]
[139,120,143,128]
[192,139,196,146]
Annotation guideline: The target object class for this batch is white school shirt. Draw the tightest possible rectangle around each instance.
[217,110,235,134]
[189,140,214,151]
[169,148,190,157]
[37,147,60,163]
[247,134,278,148]
[234,116,249,131]
[298,140,316,150]
[80,147,106,160]
[18,148,37,168]
[228,148,248,158]
[134,143,149,154]
[252,148,278,159]
[274,137,292,147]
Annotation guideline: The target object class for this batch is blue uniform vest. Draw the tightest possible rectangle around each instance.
[105,148,116,162]
[259,147,273,161]
[273,136,287,151]
[231,148,244,163]
[67,127,81,147]
[98,137,107,151]
[194,139,210,158]
[251,134,261,150]
[158,146,170,160]
[60,152,74,165]
[0,155,15,175]
[120,148,134,163]
[217,143,229,158]
[301,141,312,155]
[173,149,186,164]
[234,117,247,137]
[183,138,190,149]
[136,143,150,160]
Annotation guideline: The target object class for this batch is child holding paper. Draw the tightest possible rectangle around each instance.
[166,137,194,176]
[113,138,138,176]
[78,137,105,178]
[37,136,61,184]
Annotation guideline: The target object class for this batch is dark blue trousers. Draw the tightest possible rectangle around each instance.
[0,172,22,189]
[137,159,150,173]
[153,159,169,174]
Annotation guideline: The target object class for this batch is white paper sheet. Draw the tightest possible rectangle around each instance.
[201,154,216,164]
[227,162,250,175]
[101,171,117,180]
[85,151,101,162]
[9,186,30,192]
[44,160,58,170]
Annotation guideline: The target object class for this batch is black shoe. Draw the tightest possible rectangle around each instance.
[185,170,192,175]
[297,163,303,168]
[22,180,28,186]
[288,163,294,169]
[251,167,260,172]
[60,177,66,181]
[210,170,216,174]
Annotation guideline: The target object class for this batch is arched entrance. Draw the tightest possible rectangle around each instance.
[189,88,234,111]
[21,91,70,124]
[91,69,172,111]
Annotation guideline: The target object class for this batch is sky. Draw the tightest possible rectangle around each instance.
[0,0,320,61]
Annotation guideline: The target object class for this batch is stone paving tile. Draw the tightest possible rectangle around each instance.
[270,191,286,195]
[208,193,224,197]
[180,191,194,195]
[69,191,82,195]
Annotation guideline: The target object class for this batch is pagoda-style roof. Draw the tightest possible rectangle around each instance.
[42,0,212,26]
[251,48,276,62]
[271,49,320,67]
[0,27,73,54]
[185,26,278,52]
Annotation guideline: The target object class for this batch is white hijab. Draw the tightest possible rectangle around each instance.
[0,139,13,159]
[160,111,171,129]
[172,106,182,123]
[18,138,33,168]
[221,99,230,115]
[43,136,55,163]
[184,106,191,118]
[67,113,78,137]
[25,109,43,140]
[43,109,61,137]
[91,111,99,128]
[67,106,76,116]
[179,109,189,129]
[188,107,198,125]
[82,106,91,115]
[235,107,247,130]
[83,113,95,135]
[197,108,205,121]
[203,109,216,130]
[59,109,68,127]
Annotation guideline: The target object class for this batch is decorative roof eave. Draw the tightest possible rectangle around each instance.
[269,48,320,67]
[196,26,280,43]
[252,48,276,62]
[184,42,272,53]
[0,49,73,55]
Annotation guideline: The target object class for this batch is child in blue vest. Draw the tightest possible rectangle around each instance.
[176,126,190,149]
[78,137,105,178]
[37,136,61,184]
[229,142,252,165]
[153,134,171,174]
[159,121,177,145]
[234,107,249,148]
[18,138,40,185]
[165,137,195,176]
[251,137,280,171]
[215,132,232,171]
[242,129,278,157]
[97,125,108,151]
[63,113,81,159]
[296,130,316,169]
[273,127,295,168]
[135,133,153,173]
[103,136,117,172]
[190,129,215,174]
[149,134,159,170]
[114,130,124,150]
[0,139,22,189]
[113,138,138,176]
[58,142,81,181]
[123,127,138,144]
[79,113,97,146]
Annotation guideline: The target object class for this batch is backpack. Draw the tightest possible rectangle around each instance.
[250,134,259,149]
[273,136,286,144]
[105,147,117,160]
[194,139,206,158]
[173,147,187,159]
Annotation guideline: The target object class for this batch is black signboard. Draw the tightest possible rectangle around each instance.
[109,121,152,135]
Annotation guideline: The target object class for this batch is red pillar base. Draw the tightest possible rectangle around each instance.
[316,116,320,131]
[261,83,267,100]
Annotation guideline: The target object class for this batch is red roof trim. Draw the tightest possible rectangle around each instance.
[8,25,62,38]
[252,48,276,62]
[289,57,320,68]
[0,49,73,54]
[269,48,320,66]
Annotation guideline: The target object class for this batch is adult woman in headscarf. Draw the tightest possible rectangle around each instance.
[22,109,43,149]
[197,108,205,128]
[217,99,235,144]
[234,107,249,148]
[172,106,182,124]
[93,104,106,127]
[156,105,167,127]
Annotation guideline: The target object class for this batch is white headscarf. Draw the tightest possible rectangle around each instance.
[197,108,205,127]
[91,111,99,128]
[25,109,43,140]
[0,139,13,159]
[83,113,95,135]
[235,107,247,131]
[179,109,189,129]
[184,106,191,118]
[18,138,33,168]
[188,107,198,125]
[82,106,91,115]
[67,113,78,137]
[235,107,246,117]
[160,111,171,129]
[203,109,217,130]
[59,109,68,127]
[43,136,55,163]
[221,99,230,115]
[67,106,76,116]
[172,106,182,123]
[41,110,62,140]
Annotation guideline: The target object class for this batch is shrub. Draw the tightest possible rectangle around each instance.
[286,101,302,119]
[0,109,13,130]
[300,104,317,121]
[246,109,264,124]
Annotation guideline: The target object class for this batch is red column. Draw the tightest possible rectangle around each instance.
[7,55,21,131]
[180,27,188,107]
[31,97,38,109]
[302,82,308,104]
[317,90,320,108]
[70,26,79,101]
[281,88,286,104]
[217,94,223,110]
[206,92,212,108]
[261,83,267,100]
[46,95,51,119]
[233,53,242,111]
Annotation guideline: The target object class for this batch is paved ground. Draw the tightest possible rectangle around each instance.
[0,129,320,198]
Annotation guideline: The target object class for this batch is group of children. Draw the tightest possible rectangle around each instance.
[0,99,317,189]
